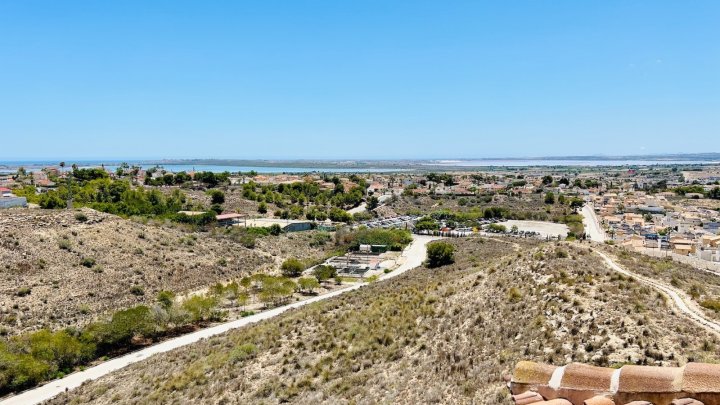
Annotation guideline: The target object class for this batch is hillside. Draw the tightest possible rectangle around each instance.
[0,208,336,335]
[49,237,720,405]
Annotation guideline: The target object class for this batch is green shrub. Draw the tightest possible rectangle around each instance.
[298,277,320,293]
[181,295,220,322]
[281,258,304,278]
[701,299,720,312]
[129,286,145,296]
[313,265,337,282]
[426,242,455,268]
[507,287,523,303]
[487,223,507,233]
[229,343,258,363]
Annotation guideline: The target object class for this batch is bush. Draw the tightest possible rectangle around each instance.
[206,189,225,205]
[74,212,88,222]
[80,257,96,268]
[701,299,720,312]
[281,258,305,278]
[487,223,507,233]
[130,286,145,296]
[507,287,523,303]
[157,290,175,310]
[414,216,439,231]
[298,277,320,293]
[86,305,156,350]
[58,239,72,250]
[268,223,282,236]
[229,343,258,363]
[16,287,31,297]
[313,265,337,282]
[0,329,95,394]
[426,242,455,268]
[181,295,221,322]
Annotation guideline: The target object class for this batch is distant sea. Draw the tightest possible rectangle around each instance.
[425,159,720,167]
[1,158,717,174]
[0,161,411,174]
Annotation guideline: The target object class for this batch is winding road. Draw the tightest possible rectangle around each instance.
[2,235,440,405]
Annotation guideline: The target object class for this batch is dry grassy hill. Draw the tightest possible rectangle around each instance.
[0,208,336,335]
[50,237,720,405]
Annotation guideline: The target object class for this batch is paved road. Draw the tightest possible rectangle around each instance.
[347,194,392,215]
[347,202,367,214]
[594,249,720,335]
[2,235,440,405]
[581,204,606,242]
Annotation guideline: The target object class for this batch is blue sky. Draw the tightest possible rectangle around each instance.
[1,1,718,160]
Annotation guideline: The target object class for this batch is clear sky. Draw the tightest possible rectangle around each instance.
[1,1,718,160]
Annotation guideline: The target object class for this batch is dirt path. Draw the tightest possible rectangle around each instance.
[594,249,720,335]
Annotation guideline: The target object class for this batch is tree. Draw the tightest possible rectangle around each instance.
[280,258,304,277]
[569,198,584,209]
[367,196,380,210]
[207,189,225,205]
[542,175,553,185]
[328,208,352,223]
[313,265,337,282]
[544,192,556,204]
[709,187,720,200]
[298,277,320,294]
[258,276,296,306]
[237,291,250,310]
[426,242,455,268]
[181,295,220,322]
[414,216,439,231]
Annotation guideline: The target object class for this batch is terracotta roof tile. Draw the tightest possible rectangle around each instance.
[683,363,720,394]
[513,361,558,385]
[508,361,720,405]
[618,365,683,393]
[561,363,615,391]
[513,391,545,404]
[584,396,615,405]
[671,398,705,405]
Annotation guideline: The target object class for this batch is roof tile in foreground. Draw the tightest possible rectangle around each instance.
[508,361,720,405]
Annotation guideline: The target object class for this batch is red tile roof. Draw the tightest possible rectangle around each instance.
[508,361,720,405]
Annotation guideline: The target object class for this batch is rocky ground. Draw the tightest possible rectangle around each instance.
[49,237,720,405]
[0,208,337,335]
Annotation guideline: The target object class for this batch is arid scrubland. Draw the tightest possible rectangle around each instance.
[0,208,336,335]
[51,237,720,405]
